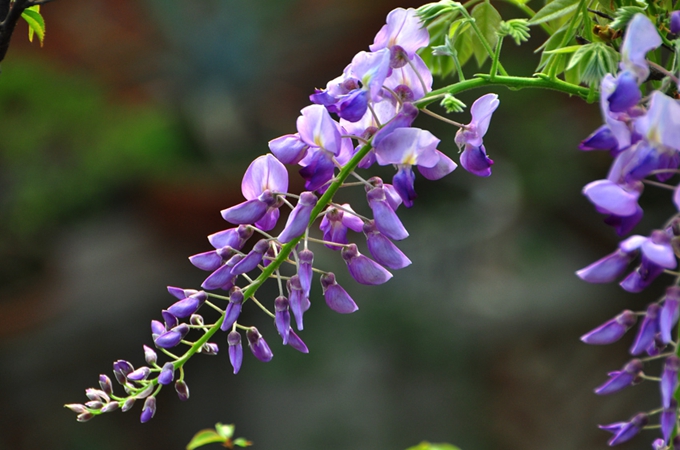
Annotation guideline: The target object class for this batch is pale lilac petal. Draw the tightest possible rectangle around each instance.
[341,244,392,285]
[268,134,309,165]
[374,127,440,167]
[621,14,662,82]
[278,192,318,243]
[188,250,223,271]
[582,179,641,216]
[297,104,342,155]
[580,310,637,344]
[641,230,676,269]
[221,199,268,225]
[369,8,429,57]
[417,150,457,180]
[321,272,359,314]
[364,222,412,269]
[241,154,289,200]
[576,250,634,283]
[634,91,680,151]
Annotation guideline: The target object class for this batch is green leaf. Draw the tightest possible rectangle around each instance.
[470,2,502,67]
[215,423,235,439]
[21,8,45,46]
[543,44,582,54]
[405,442,462,450]
[186,430,228,450]
[567,42,619,87]
[536,23,573,73]
[610,6,647,29]
[528,0,580,25]
[451,19,475,68]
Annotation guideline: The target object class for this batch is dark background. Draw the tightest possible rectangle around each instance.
[0,1,669,449]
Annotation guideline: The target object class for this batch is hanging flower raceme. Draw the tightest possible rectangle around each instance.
[66,4,501,425]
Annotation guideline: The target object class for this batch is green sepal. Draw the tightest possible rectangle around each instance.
[21,7,45,46]
[528,0,580,26]
[470,2,502,67]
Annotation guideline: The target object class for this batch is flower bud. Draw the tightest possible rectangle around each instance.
[228,331,243,374]
[175,380,190,401]
[121,397,136,412]
[100,402,120,413]
[630,303,660,355]
[140,397,156,423]
[246,327,273,362]
[661,355,680,408]
[99,374,113,395]
[341,244,392,285]
[220,287,244,332]
[201,342,219,355]
[320,272,358,313]
[580,310,637,345]
[112,360,134,385]
[158,362,175,386]
[594,359,643,395]
[143,345,157,366]
[275,296,291,344]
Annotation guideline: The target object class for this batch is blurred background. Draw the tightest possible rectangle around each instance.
[0,1,671,449]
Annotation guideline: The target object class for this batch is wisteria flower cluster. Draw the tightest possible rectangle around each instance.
[577,12,680,449]
[65,7,499,424]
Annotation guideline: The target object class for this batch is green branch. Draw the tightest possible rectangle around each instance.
[415,73,597,108]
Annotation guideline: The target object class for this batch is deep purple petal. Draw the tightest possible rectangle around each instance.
[246,327,273,362]
[417,150,457,180]
[321,272,359,314]
[268,133,309,165]
[608,71,641,113]
[580,310,637,344]
[221,199,268,225]
[367,187,409,240]
[278,192,317,243]
[460,144,493,177]
[630,303,660,354]
[285,329,309,353]
[364,222,412,269]
[227,331,243,374]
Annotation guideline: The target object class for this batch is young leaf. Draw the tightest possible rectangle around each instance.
[233,437,253,447]
[536,23,574,73]
[567,42,619,87]
[610,6,647,30]
[470,2,502,67]
[21,7,45,47]
[186,429,228,450]
[529,0,580,26]
[215,423,235,439]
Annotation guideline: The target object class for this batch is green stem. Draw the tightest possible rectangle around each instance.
[490,35,503,80]
[455,3,508,76]
[415,73,597,108]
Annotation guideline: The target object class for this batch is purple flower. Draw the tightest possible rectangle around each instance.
[297,249,314,299]
[285,329,309,353]
[227,331,243,374]
[366,186,409,240]
[660,287,680,344]
[341,243,393,285]
[582,179,642,217]
[221,154,288,229]
[231,239,270,275]
[599,412,648,446]
[671,10,680,34]
[275,296,291,344]
[207,225,253,251]
[383,53,433,100]
[158,362,175,386]
[363,220,412,270]
[662,400,677,444]
[278,192,318,243]
[580,310,637,344]
[220,287,244,332]
[287,275,310,330]
[127,366,151,381]
[319,204,364,250]
[607,71,641,113]
[576,248,637,284]
[154,323,189,349]
[661,355,680,408]
[369,8,429,59]
[201,254,243,290]
[620,14,662,83]
[374,127,451,207]
[140,397,156,423]
[268,133,309,165]
[454,94,499,176]
[297,104,342,155]
[630,303,660,355]
[113,360,134,384]
[594,359,643,395]
[167,291,207,319]
[320,272,359,313]
[246,327,273,362]
[579,125,620,154]
[624,231,676,270]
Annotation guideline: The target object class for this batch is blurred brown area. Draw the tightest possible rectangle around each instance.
[0,1,662,450]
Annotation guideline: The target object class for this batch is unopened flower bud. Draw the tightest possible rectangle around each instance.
[121,397,136,412]
[98,374,113,395]
[201,342,219,355]
[190,314,204,326]
[275,296,291,344]
[143,345,157,366]
[246,327,273,362]
[175,380,190,401]
[220,287,244,332]
[140,397,156,423]
[228,331,243,374]
[101,402,120,413]
[64,403,87,414]
[76,412,94,422]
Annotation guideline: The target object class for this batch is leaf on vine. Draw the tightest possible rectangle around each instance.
[449,19,474,68]
[528,0,580,26]
[610,6,647,30]
[567,42,620,87]
[186,429,229,450]
[419,17,458,78]
[536,23,574,74]
[21,6,45,47]
[470,2,502,67]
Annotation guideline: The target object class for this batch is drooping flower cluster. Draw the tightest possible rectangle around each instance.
[577,13,680,449]
[66,7,499,423]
